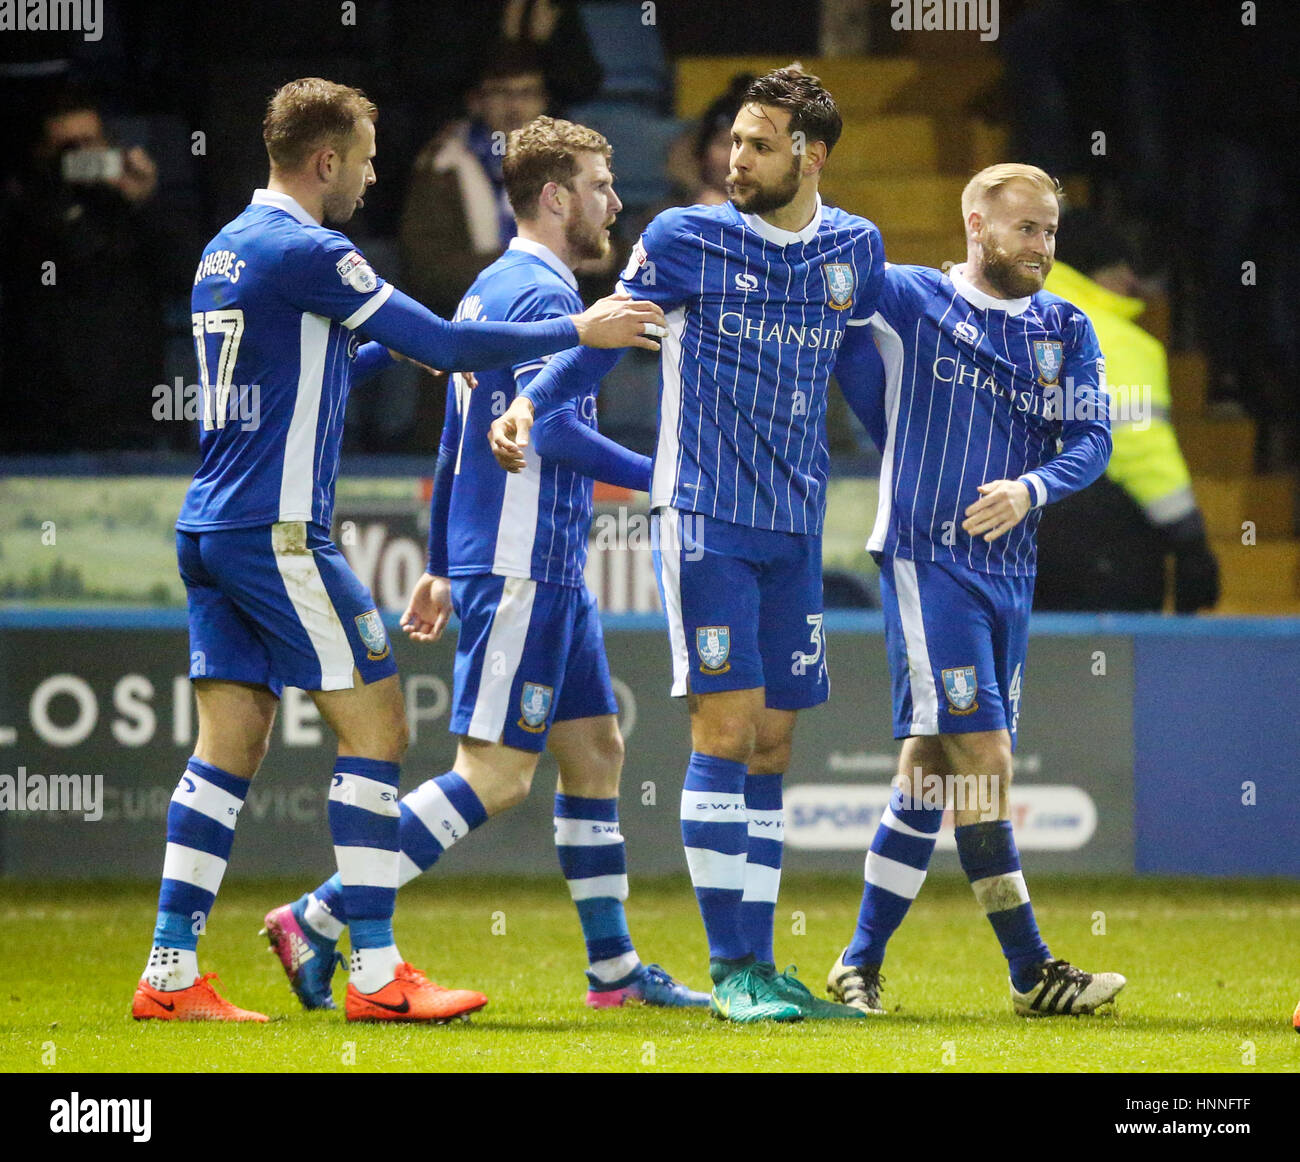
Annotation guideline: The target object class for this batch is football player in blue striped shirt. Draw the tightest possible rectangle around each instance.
[491,69,888,1022]
[264,117,705,1012]
[824,164,1127,1018]
[131,79,665,1023]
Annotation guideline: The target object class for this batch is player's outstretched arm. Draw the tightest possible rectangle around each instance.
[572,291,667,350]
[533,399,652,491]
[358,287,665,374]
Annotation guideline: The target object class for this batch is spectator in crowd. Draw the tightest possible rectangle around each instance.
[389,0,602,132]
[399,45,549,318]
[666,73,754,207]
[1034,211,1219,613]
[0,86,186,452]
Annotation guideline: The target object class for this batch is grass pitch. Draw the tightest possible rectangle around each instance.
[2,875,1296,1074]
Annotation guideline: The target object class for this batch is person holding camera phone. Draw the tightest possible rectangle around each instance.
[1,86,188,453]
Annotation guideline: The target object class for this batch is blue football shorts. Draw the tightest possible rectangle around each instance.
[651,507,828,710]
[178,521,396,696]
[877,553,1031,746]
[449,573,619,753]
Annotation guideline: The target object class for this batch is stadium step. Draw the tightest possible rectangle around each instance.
[1176,415,1256,475]
[831,115,1009,178]
[1168,351,1209,416]
[821,174,968,235]
[1135,291,1171,349]
[1212,537,1300,601]
[1213,595,1300,615]
[676,56,920,119]
[834,115,943,176]
[887,57,1002,114]
[881,231,966,267]
[675,56,1001,122]
[1195,474,1296,540]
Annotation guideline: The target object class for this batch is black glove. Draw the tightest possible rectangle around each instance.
[1164,510,1220,612]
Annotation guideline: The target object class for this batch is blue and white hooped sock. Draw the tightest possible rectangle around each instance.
[740,773,784,965]
[955,819,1051,992]
[845,783,944,967]
[328,756,402,990]
[306,770,488,935]
[680,752,749,967]
[146,758,250,990]
[554,794,640,989]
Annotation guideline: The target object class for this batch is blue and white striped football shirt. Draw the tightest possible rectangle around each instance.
[440,239,599,587]
[177,189,396,532]
[177,189,581,534]
[611,197,885,534]
[865,263,1112,575]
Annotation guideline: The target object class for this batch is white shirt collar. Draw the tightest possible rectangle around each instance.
[508,236,578,291]
[740,194,824,247]
[948,263,1033,316]
[251,188,319,227]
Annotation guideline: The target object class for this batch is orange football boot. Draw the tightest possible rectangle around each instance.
[131,973,269,1022]
[1293,997,1299,1033]
[345,961,487,1023]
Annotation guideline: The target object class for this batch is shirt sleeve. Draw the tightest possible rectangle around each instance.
[425,378,463,577]
[353,285,578,372]
[613,210,695,310]
[832,321,887,452]
[847,225,887,326]
[279,234,580,370]
[521,345,624,413]
[278,233,396,330]
[1019,313,1113,507]
[351,341,395,384]
[530,396,652,491]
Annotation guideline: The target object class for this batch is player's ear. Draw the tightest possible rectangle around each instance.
[802,140,828,177]
[313,147,336,184]
[539,180,563,217]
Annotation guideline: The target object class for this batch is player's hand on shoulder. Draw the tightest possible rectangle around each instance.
[489,396,535,473]
[962,479,1033,542]
[400,572,453,642]
[572,291,667,351]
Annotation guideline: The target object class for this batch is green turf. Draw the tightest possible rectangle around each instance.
[2,875,1295,1073]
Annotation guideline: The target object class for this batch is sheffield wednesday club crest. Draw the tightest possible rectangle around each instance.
[696,626,731,674]
[942,665,979,715]
[823,263,855,310]
[518,682,554,732]
[354,610,390,661]
[1033,340,1063,385]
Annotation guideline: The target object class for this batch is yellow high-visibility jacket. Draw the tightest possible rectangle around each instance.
[1045,262,1197,526]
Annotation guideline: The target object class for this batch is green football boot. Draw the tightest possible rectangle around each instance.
[761,962,867,1019]
[709,961,803,1023]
